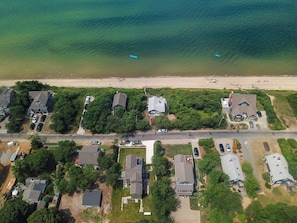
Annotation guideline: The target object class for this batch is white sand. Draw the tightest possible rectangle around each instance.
[0,76,296,90]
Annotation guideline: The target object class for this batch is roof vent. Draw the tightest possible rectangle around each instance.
[277,157,281,160]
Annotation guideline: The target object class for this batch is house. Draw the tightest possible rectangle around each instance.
[22,178,48,204]
[28,91,51,115]
[148,96,167,116]
[228,93,257,120]
[0,88,15,116]
[77,146,103,167]
[220,153,245,185]
[265,153,294,185]
[174,154,195,196]
[122,154,144,199]
[82,190,102,208]
[112,92,127,110]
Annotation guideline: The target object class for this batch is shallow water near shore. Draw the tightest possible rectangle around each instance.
[0,0,296,79]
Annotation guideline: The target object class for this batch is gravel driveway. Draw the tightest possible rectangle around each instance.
[171,196,200,223]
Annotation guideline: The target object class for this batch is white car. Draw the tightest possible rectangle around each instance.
[157,129,168,133]
[32,115,38,123]
[91,140,101,145]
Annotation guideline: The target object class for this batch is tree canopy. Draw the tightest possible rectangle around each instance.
[53,140,77,163]
[0,197,30,223]
[27,207,61,223]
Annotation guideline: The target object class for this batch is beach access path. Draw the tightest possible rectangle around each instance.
[0,76,296,90]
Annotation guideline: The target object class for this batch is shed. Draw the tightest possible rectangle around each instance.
[82,190,102,208]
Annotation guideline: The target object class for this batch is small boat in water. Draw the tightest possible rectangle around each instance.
[130,54,138,59]
[214,53,221,58]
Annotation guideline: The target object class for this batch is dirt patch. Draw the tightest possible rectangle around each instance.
[0,141,31,206]
[59,182,112,223]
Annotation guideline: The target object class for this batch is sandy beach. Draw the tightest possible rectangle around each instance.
[0,76,296,90]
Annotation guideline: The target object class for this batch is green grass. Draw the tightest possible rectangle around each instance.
[81,209,104,223]
[268,91,295,116]
[164,143,192,158]
[272,187,282,196]
[118,148,146,166]
[109,185,155,223]
[189,196,200,210]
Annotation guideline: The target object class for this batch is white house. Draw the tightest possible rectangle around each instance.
[148,96,167,116]
[265,153,294,185]
[220,153,245,185]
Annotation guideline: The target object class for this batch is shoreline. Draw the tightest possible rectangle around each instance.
[0,76,296,90]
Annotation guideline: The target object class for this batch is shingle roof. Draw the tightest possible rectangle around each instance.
[82,190,102,207]
[220,153,245,182]
[28,91,50,110]
[148,96,167,113]
[125,154,143,199]
[22,178,47,203]
[0,88,13,107]
[265,153,294,184]
[78,146,100,166]
[174,154,194,184]
[231,93,257,117]
[112,93,127,109]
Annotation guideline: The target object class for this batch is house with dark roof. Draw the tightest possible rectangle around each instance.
[148,96,167,116]
[220,153,245,185]
[0,88,15,116]
[82,190,102,208]
[229,93,257,120]
[22,178,48,204]
[112,92,127,110]
[28,91,52,115]
[122,154,144,199]
[77,146,103,167]
[174,154,195,196]
[265,153,294,185]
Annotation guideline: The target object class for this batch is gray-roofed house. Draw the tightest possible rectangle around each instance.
[229,93,257,120]
[174,154,195,196]
[82,190,102,208]
[112,92,127,110]
[28,91,52,115]
[220,153,245,185]
[0,88,15,116]
[265,153,294,185]
[22,178,48,204]
[148,96,167,116]
[78,145,102,167]
[122,154,144,199]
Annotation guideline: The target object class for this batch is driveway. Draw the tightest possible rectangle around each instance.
[171,196,200,223]
[141,140,155,165]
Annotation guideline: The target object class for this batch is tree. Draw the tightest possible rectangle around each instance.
[105,162,122,188]
[27,207,61,223]
[53,140,77,163]
[152,156,169,178]
[198,151,221,174]
[29,134,43,150]
[97,154,114,171]
[151,177,178,220]
[0,197,30,223]
[208,169,229,186]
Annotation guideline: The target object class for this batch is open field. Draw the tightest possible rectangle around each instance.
[1,76,297,90]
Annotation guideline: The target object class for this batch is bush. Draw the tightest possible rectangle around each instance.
[265,182,271,189]
[287,138,297,149]
[198,138,214,154]
[262,172,270,183]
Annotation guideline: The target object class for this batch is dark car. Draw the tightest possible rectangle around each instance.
[257,111,262,118]
[194,147,199,157]
[36,123,43,132]
[29,123,35,130]
[263,142,270,151]
[40,115,46,122]
[219,143,225,153]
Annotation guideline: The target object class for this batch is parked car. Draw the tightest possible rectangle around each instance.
[263,142,270,151]
[132,140,141,145]
[40,115,46,122]
[84,104,88,110]
[32,115,38,123]
[249,121,254,128]
[29,123,35,130]
[219,143,225,153]
[91,140,101,145]
[226,143,231,152]
[36,123,43,132]
[157,129,168,133]
[194,147,199,157]
[257,111,262,118]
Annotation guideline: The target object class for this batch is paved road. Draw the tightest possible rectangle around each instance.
[0,129,296,143]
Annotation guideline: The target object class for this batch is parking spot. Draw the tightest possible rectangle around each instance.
[214,138,233,155]
[191,140,199,159]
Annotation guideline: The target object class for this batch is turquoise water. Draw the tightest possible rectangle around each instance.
[0,0,296,79]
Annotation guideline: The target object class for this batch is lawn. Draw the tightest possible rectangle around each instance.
[164,143,192,158]
[109,184,155,223]
[268,91,295,117]
[118,148,146,166]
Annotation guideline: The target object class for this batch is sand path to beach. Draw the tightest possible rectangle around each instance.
[0,76,296,90]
